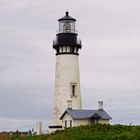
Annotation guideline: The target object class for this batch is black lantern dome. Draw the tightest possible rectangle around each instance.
[58,11,76,22]
[53,12,82,55]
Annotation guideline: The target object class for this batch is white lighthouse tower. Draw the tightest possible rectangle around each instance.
[49,12,82,131]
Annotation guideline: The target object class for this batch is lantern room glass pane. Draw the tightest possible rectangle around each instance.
[59,20,76,33]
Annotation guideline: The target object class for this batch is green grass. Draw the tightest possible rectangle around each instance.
[12,124,140,140]
[11,134,47,140]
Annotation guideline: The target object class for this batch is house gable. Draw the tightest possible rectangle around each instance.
[61,111,73,128]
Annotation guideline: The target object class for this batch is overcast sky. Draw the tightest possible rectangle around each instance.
[0,0,140,131]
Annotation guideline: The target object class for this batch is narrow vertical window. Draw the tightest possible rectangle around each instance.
[72,47,74,53]
[57,48,59,53]
[72,85,75,96]
[70,120,72,127]
[70,47,72,53]
[63,46,67,52]
[76,48,78,53]
[70,47,74,53]
[74,48,77,53]
[65,120,67,128]
[70,83,77,97]
[59,47,62,53]
[67,46,70,52]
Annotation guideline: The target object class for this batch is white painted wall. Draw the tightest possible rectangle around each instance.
[73,119,89,127]
[98,119,109,124]
[52,54,82,126]
[61,113,110,129]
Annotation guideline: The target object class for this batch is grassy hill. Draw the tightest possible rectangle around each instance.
[11,124,140,140]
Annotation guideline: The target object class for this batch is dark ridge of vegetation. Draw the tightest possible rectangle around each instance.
[45,124,140,140]
[7,124,140,140]
[0,132,11,140]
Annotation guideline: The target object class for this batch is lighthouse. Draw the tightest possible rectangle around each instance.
[49,12,82,131]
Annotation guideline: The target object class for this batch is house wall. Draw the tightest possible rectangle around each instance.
[73,119,109,127]
[98,119,109,124]
[73,119,89,127]
[62,113,110,129]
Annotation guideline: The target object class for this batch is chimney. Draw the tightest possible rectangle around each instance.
[98,101,103,110]
[67,100,72,109]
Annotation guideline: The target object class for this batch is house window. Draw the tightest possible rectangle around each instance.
[65,120,67,128]
[70,120,72,127]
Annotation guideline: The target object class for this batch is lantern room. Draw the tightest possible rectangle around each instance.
[53,11,82,55]
[58,11,76,34]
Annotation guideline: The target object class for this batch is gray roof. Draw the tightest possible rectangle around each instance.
[60,109,112,120]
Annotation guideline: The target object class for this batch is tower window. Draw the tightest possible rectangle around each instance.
[67,46,70,52]
[58,20,76,33]
[60,47,63,53]
[72,85,75,96]
[70,47,74,53]
[63,22,71,33]
[74,48,77,53]
[65,46,67,52]
[76,48,78,53]
[61,47,63,52]
[63,46,66,52]
[57,48,59,53]
[70,83,77,97]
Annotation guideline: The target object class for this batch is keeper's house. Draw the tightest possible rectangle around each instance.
[60,101,112,128]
